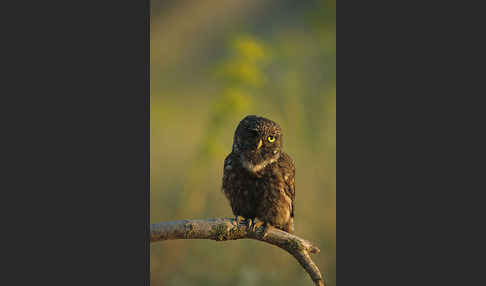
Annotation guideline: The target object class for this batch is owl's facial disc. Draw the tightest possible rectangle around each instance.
[240,134,280,173]
[233,115,283,173]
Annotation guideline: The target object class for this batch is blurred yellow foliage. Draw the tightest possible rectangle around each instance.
[221,61,266,87]
[221,88,252,112]
[233,35,266,62]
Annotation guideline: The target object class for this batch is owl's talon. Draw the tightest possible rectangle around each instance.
[235,216,245,225]
[262,228,269,239]
[261,223,272,238]
[251,217,265,232]
[246,218,253,230]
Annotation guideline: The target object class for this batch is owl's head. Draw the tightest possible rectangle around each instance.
[232,115,283,173]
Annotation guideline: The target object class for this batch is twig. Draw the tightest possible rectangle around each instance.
[150,217,325,286]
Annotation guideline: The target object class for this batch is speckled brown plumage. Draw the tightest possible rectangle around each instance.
[222,115,296,233]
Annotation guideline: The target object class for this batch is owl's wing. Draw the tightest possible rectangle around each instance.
[222,154,232,193]
[279,152,296,217]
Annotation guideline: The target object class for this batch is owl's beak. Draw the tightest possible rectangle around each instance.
[257,139,263,149]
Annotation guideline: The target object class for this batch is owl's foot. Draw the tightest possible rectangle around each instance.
[233,215,246,227]
[246,218,253,229]
[248,218,269,238]
[259,221,274,239]
[250,217,265,232]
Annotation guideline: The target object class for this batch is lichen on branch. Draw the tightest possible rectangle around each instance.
[150,217,325,286]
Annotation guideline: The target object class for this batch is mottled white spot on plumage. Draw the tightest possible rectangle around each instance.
[240,154,278,173]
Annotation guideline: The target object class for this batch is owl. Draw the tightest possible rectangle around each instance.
[222,115,296,233]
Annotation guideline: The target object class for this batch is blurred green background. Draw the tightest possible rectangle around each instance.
[150,1,335,285]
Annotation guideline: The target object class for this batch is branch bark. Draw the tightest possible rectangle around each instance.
[150,217,325,286]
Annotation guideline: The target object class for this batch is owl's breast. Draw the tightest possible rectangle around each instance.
[222,154,263,217]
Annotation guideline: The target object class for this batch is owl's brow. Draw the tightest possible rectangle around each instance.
[266,126,282,134]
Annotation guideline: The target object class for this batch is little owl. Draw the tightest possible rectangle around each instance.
[222,115,295,233]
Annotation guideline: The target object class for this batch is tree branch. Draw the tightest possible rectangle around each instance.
[150,217,325,286]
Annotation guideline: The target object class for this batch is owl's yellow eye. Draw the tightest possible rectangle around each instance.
[267,136,276,142]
